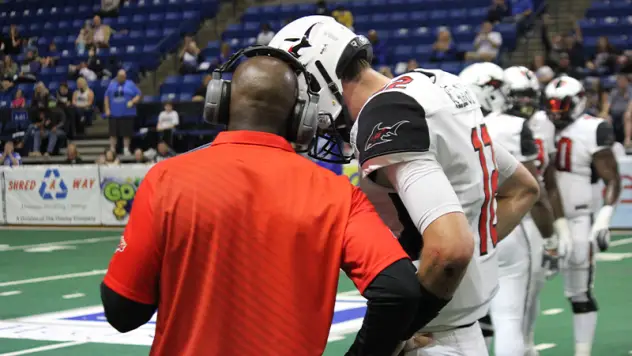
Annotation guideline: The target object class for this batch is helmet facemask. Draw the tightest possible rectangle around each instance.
[546,95,576,129]
[507,88,540,118]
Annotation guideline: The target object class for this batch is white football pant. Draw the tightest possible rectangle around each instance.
[404,322,488,356]
[489,218,543,356]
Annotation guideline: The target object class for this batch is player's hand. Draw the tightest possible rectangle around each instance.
[392,333,433,355]
[553,218,572,262]
[591,224,610,252]
[542,248,559,280]
[127,101,134,108]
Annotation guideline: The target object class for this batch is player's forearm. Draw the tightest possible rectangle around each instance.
[417,240,471,299]
[348,260,421,356]
[604,177,621,206]
[529,186,555,238]
[543,164,565,220]
[496,164,540,239]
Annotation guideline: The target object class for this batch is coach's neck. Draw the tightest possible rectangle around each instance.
[342,68,391,122]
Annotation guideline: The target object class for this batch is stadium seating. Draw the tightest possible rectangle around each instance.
[159,0,522,98]
[0,0,218,108]
[578,0,632,88]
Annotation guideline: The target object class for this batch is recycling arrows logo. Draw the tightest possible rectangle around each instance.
[39,169,68,200]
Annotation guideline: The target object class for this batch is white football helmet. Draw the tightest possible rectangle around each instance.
[268,16,373,163]
[544,75,586,128]
[503,66,541,117]
[458,62,507,115]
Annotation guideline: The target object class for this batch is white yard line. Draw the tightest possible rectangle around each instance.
[0,341,88,356]
[0,270,107,288]
[611,237,632,247]
[0,236,119,252]
[0,290,22,297]
[62,293,85,299]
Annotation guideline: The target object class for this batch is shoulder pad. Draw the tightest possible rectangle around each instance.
[356,91,430,167]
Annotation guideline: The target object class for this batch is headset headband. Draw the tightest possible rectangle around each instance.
[218,46,311,84]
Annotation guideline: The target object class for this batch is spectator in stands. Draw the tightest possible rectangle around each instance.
[217,42,232,67]
[103,149,120,166]
[511,0,533,38]
[586,37,620,75]
[368,30,387,66]
[134,148,150,164]
[31,82,50,111]
[430,27,459,63]
[104,69,141,156]
[467,21,503,62]
[1,141,21,166]
[21,50,41,77]
[487,0,511,24]
[32,109,65,156]
[378,66,393,78]
[41,42,60,68]
[0,79,14,95]
[92,15,114,48]
[76,22,94,55]
[541,15,576,71]
[64,143,84,164]
[99,0,121,18]
[555,52,580,79]
[193,74,212,102]
[179,39,202,75]
[5,25,22,55]
[11,88,25,108]
[56,82,75,138]
[315,0,329,16]
[562,20,585,70]
[583,78,602,117]
[406,59,418,71]
[157,101,179,146]
[73,77,95,133]
[332,5,353,30]
[2,55,18,79]
[256,23,275,46]
[154,141,175,162]
[601,73,632,146]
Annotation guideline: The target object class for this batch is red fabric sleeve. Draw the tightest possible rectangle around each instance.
[341,186,410,294]
[103,168,162,305]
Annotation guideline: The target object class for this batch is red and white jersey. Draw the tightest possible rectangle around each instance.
[350,69,519,331]
[483,111,539,164]
[529,110,557,174]
[555,113,615,218]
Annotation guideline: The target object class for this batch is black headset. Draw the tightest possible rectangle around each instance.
[203,45,321,150]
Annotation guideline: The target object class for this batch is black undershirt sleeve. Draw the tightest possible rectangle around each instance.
[100,282,157,333]
[345,258,421,356]
[596,121,615,147]
[520,119,539,158]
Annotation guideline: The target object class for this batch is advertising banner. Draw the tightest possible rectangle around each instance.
[0,167,5,224]
[607,156,632,229]
[99,164,152,226]
[4,165,101,225]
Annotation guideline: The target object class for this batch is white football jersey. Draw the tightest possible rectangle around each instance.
[484,111,539,163]
[350,69,519,330]
[555,113,615,218]
[529,110,557,173]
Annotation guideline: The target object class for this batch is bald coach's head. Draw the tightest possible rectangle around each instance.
[228,56,298,136]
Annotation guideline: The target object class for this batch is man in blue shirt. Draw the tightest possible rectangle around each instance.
[1,141,22,166]
[104,69,141,156]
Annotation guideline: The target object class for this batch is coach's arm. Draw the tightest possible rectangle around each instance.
[342,187,422,356]
[101,282,156,332]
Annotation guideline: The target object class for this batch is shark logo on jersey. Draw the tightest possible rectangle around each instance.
[364,120,409,151]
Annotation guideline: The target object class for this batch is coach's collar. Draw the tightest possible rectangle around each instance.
[212,131,295,152]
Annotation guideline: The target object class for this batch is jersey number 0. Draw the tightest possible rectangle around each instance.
[471,124,499,256]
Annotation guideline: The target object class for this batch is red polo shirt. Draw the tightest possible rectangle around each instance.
[104,131,408,356]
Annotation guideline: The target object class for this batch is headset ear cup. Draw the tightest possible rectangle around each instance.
[219,81,231,125]
[292,93,320,149]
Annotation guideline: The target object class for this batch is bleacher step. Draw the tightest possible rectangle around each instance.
[61,146,109,155]
[72,139,110,147]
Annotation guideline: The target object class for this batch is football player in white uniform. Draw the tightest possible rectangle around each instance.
[475,66,573,356]
[269,16,541,356]
[545,75,621,356]
[458,62,507,117]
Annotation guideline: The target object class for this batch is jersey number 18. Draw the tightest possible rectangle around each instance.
[471,124,499,256]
